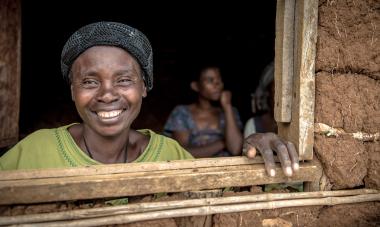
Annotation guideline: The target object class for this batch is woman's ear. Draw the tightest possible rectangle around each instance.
[190,81,199,92]
[142,84,147,98]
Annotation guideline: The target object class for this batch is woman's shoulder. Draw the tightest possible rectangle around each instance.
[20,128,58,144]
[172,104,191,113]
[12,124,76,149]
[136,129,193,161]
[0,126,71,170]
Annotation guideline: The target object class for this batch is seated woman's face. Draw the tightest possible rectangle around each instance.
[70,46,147,137]
[197,67,224,101]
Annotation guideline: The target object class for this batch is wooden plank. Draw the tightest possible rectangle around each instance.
[0,156,272,181]
[0,161,321,205]
[274,0,295,123]
[303,157,322,191]
[0,0,21,148]
[277,0,318,160]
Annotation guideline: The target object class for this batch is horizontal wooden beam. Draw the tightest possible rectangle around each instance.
[0,158,321,205]
[0,156,271,181]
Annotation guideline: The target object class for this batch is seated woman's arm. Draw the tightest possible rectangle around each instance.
[172,131,225,158]
[221,91,243,155]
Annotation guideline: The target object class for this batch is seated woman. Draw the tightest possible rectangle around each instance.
[164,65,243,158]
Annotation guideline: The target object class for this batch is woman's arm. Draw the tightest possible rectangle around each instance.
[220,91,243,155]
[172,131,225,158]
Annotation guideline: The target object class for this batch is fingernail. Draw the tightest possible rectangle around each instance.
[293,163,299,170]
[270,169,276,177]
[286,167,293,176]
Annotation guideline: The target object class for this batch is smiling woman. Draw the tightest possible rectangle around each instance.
[0,22,194,169]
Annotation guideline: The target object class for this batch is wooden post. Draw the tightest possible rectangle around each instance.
[277,0,318,160]
[274,0,295,123]
[0,0,21,148]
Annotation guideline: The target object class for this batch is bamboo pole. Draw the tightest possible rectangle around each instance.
[14,193,380,227]
[1,189,378,226]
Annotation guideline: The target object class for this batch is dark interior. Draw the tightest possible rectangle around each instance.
[20,1,276,137]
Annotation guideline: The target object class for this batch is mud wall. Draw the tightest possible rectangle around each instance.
[314,0,380,190]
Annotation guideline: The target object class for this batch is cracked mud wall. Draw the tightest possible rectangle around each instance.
[314,0,380,190]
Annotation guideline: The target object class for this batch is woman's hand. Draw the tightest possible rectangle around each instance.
[220,90,232,109]
[243,133,299,177]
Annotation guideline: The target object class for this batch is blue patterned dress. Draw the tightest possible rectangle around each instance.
[164,105,242,157]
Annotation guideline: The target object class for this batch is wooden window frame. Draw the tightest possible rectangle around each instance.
[275,0,318,161]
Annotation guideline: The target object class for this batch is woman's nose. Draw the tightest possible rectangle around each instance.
[96,83,119,103]
[213,80,223,87]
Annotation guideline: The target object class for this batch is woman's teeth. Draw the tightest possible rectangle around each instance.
[97,110,123,118]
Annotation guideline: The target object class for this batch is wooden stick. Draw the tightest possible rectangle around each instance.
[0,161,320,205]
[13,193,380,227]
[315,123,380,142]
[1,189,377,225]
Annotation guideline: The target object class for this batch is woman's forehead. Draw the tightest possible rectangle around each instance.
[78,46,138,63]
[200,68,221,78]
[72,46,141,73]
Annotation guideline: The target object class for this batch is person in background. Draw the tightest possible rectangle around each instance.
[1,22,299,182]
[244,61,277,138]
[164,65,243,158]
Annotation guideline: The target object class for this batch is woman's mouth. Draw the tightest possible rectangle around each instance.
[96,109,123,119]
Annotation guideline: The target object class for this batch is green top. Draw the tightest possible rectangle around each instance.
[0,124,193,170]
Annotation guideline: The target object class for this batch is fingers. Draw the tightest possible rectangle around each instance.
[246,147,257,158]
[244,133,299,178]
[242,142,257,158]
[261,149,276,177]
[220,91,232,106]
[286,141,299,171]
[271,140,293,177]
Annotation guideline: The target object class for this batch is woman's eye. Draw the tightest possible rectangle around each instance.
[205,78,214,83]
[117,78,134,85]
[82,79,98,88]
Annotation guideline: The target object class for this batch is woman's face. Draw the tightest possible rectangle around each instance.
[197,67,224,101]
[70,46,147,137]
